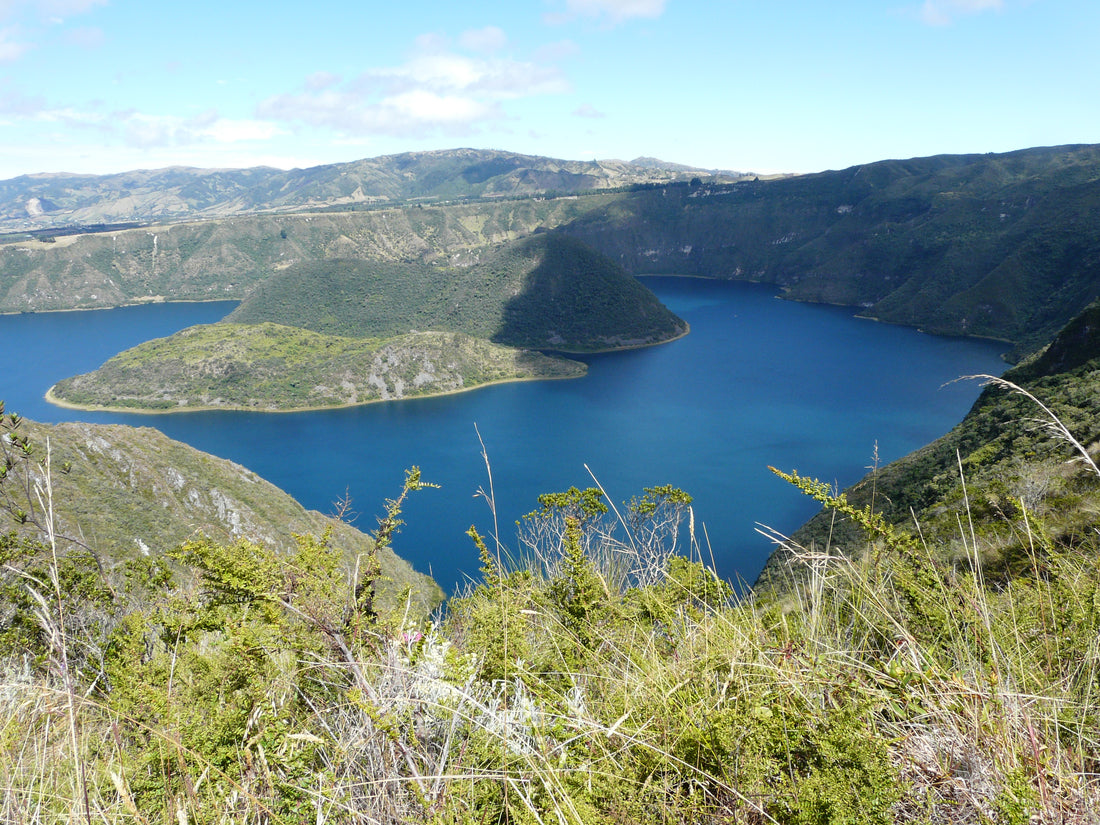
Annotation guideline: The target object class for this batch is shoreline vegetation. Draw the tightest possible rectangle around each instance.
[43,322,689,414]
[43,364,578,415]
[0,295,234,316]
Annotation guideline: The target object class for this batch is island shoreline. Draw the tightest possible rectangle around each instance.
[43,324,690,415]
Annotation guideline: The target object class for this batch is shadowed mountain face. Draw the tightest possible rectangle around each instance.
[225,233,685,352]
[493,235,685,350]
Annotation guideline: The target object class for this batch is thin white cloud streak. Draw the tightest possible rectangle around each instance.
[919,0,1003,25]
[117,112,284,149]
[546,0,666,25]
[12,102,284,150]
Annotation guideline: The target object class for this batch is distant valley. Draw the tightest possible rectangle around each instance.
[0,148,750,232]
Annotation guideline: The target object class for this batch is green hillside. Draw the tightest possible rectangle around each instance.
[48,322,585,412]
[0,416,442,616]
[3,144,1098,361]
[560,145,1100,357]
[226,233,687,351]
[757,296,1100,592]
[5,144,1100,359]
[46,233,680,413]
[0,194,616,312]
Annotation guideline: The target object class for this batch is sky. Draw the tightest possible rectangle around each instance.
[0,0,1096,180]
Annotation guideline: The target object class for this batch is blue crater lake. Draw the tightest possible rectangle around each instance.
[2,277,1007,593]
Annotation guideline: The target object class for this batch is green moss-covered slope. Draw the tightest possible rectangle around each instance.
[226,233,687,351]
[48,322,585,412]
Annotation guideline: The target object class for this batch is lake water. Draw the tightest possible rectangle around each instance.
[1,278,1007,592]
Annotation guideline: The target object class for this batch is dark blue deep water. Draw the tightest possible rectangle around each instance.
[2,278,1007,592]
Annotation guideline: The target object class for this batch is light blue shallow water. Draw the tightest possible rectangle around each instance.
[2,278,1007,592]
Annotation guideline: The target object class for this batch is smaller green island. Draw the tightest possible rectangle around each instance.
[48,323,587,412]
[47,233,687,413]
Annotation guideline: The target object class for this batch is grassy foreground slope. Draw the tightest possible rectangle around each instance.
[4,431,1099,822]
[2,417,442,615]
[48,323,584,412]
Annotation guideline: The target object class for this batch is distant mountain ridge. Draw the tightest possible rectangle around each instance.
[0,148,746,232]
[4,143,1100,360]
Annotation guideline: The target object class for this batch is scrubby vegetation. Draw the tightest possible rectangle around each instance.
[48,323,585,412]
[226,234,686,352]
[4,385,1100,822]
[10,142,1100,821]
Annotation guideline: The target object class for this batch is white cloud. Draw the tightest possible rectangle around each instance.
[29,108,285,149]
[918,0,1003,25]
[546,0,666,25]
[573,103,605,118]
[257,41,569,140]
[387,89,495,124]
[0,25,29,60]
[200,118,283,143]
[459,25,507,53]
[135,114,282,148]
